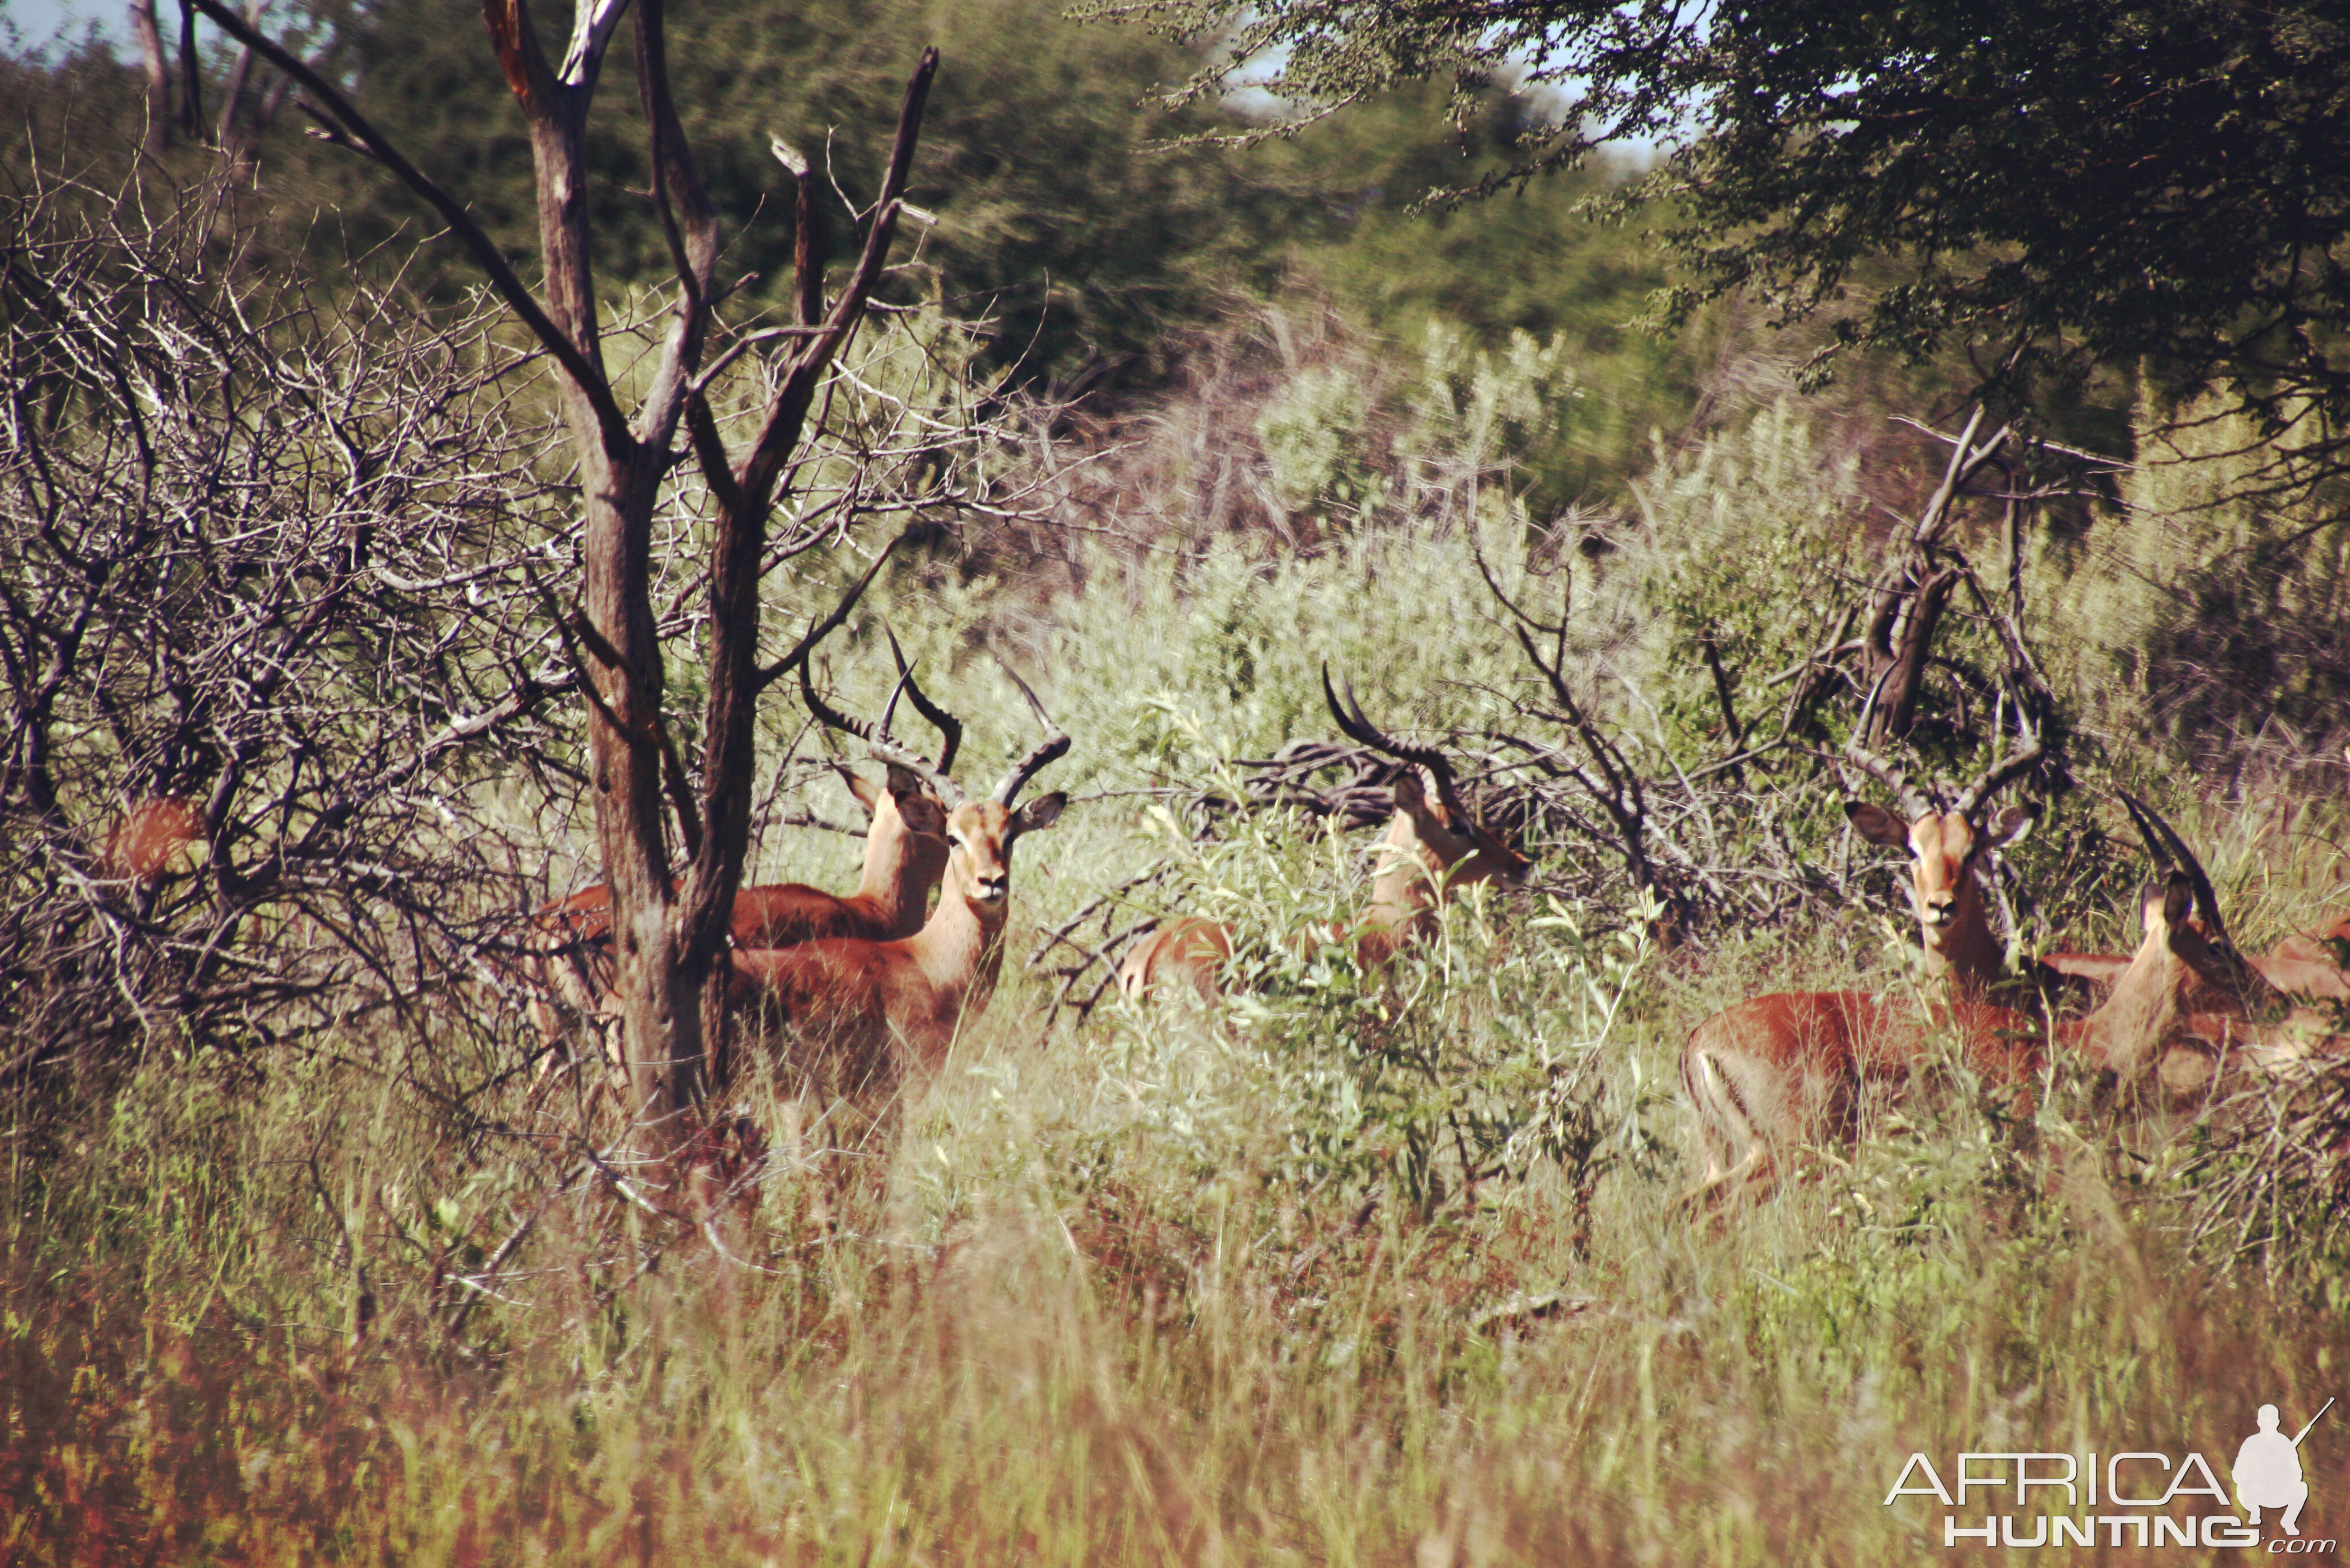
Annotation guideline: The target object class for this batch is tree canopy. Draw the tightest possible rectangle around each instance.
[1103,0,2350,473]
[305,0,1316,391]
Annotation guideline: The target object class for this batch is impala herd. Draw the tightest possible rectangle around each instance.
[491,649,2350,1199]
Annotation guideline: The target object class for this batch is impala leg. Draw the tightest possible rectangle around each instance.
[1675,1139,1780,1215]
[1679,1041,1784,1213]
[771,1088,847,1236]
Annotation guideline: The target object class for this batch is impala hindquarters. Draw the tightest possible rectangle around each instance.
[100,796,204,884]
[1116,916,1232,1004]
[2273,916,2350,971]
[1678,991,2041,1206]
[2255,915,2349,1003]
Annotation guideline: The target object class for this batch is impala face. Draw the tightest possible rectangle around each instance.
[1848,801,2033,934]
[845,765,952,847]
[845,768,951,888]
[943,793,1066,908]
[1390,769,1531,893]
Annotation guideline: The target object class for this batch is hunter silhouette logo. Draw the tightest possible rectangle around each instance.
[1884,1396,2337,1550]
[2236,1399,2330,1539]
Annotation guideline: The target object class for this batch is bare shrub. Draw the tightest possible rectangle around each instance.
[0,168,579,1094]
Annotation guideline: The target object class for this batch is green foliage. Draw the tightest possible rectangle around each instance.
[1106,0,2350,468]
[1269,85,1702,497]
[1096,738,1661,1213]
[7,333,2350,1561]
[1255,364,1376,513]
[1644,0,2350,429]
[8,30,2350,1544]
[2035,386,2350,768]
[13,894,2350,1561]
[271,0,1312,390]
[1231,314,1601,523]
[765,499,1536,843]
[1618,402,1862,734]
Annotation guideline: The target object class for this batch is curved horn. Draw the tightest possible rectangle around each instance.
[2116,788,2290,1021]
[2115,789,2174,878]
[990,660,1069,807]
[1845,669,1939,818]
[800,658,966,806]
[887,627,963,776]
[1320,662,1462,807]
[1950,711,2045,819]
[1842,738,1935,822]
[2116,789,2231,948]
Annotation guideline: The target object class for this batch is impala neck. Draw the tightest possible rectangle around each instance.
[2069,882,2267,1079]
[1364,818,1448,931]
[1921,876,2009,995]
[897,854,1010,1011]
[856,797,946,935]
[2076,925,2185,1079]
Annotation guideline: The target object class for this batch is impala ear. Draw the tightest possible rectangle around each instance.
[896,793,949,838]
[841,768,884,814]
[2144,873,2193,933]
[1391,769,1428,814]
[1846,800,1913,850]
[1014,792,1067,836]
[1983,802,2037,851]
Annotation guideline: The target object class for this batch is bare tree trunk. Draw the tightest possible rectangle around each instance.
[187,0,939,1141]
[174,0,205,143]
[1860,565,1959,745]
[213,3,260,150]
[680,59,934,1098]
[129,0,170,151]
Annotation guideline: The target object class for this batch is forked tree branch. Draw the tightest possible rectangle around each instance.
[559,0,631,87]
[629,0,722,460]
[734,48,939,511]
[753,528,908,691]
[186,0,633,454]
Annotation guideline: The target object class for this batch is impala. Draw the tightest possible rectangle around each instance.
[520,650,960,1048]
[1839,732,2042,1002]
[729,666,1070,1097]
[1116,667,1530,1001]
[1679,793,2284,1207]
[2042,932,2349,1010]
[2036,887,2347,1008]
[2242,913,2348,1003]
[2273,916,2350,971]
[2113,819,2340,1077]
[100,796,202,882]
